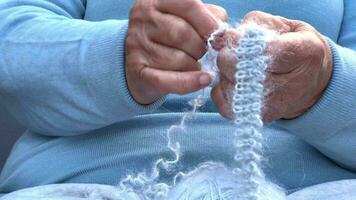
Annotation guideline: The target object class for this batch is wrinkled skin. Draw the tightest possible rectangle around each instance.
[126,0,227,105]
[211,11,333,122]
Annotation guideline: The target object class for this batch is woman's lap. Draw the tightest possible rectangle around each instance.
[1,117,355,193]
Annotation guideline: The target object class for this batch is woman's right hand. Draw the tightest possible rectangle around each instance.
[125,0,227,105]
[211,11,332,122]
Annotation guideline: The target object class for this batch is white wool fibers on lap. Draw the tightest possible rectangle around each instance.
[168,162,285,200]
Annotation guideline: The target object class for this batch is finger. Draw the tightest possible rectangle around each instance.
[242,11,291,33]
[141,67,212,95]
[216,47,238,82]
[211,28,242,51]
[211,83,234,119]
[220,77,235,104]
[147,11,206,60]
[205,4,228,22]
[157,0,219,38]
[145,40,201,72]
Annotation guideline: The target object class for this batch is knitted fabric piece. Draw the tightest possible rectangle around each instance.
[232,24,276,199]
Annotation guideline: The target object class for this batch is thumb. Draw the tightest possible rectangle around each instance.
[142,68,212,95]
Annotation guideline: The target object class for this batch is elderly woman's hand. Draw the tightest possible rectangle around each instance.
[211,11,333,122]
[125,0,227,105]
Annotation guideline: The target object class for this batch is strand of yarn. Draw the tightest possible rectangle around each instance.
[118,89,210,200]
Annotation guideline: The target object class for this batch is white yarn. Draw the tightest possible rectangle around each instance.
[118,90,210,200]
[168,162,285,200]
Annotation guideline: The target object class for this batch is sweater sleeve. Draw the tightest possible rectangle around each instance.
[0,0,164,136]
[274,1,356,171]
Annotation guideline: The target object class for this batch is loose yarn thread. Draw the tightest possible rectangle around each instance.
[118,88,211,200]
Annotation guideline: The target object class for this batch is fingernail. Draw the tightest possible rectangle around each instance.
[200,74,212,86]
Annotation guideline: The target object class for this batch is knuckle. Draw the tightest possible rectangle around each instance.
[220,7,228,21]
[175,76,190,94]
[181,0,200,10]
[222,103,235,119]
[291,19,305,27]
[222,111,234,120]
[288,19,308,32]
[130,1,156,21]
[170,20,190,45]
[294,19,309,28]
[151,52,165,66]
[170,20,205,59]
[149,46,180,70]
[313,37,326,58]
[206,4,228,22]
[145,9,157,21]
[244,10,262,21]
[130,5,143,21]
[280,48,297,62]
[277,40,300,62]
[137,66,147,81]
[125,34,140,49]
[173,51,189,68]
[151,72,164,91]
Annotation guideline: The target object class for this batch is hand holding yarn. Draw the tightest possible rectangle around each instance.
[211,11,333,122]
[125,0,227,104]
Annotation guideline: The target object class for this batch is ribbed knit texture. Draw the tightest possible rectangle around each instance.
[230,25,282,200]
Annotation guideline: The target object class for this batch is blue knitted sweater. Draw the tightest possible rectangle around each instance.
[0,0,356,195]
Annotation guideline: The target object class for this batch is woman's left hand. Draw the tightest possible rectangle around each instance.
[211,11,333,122]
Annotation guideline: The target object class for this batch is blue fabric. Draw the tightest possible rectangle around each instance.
[0,0,355,195]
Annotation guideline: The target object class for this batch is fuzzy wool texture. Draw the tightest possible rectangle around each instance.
[230,24,284,200]
[1,23,286,200]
